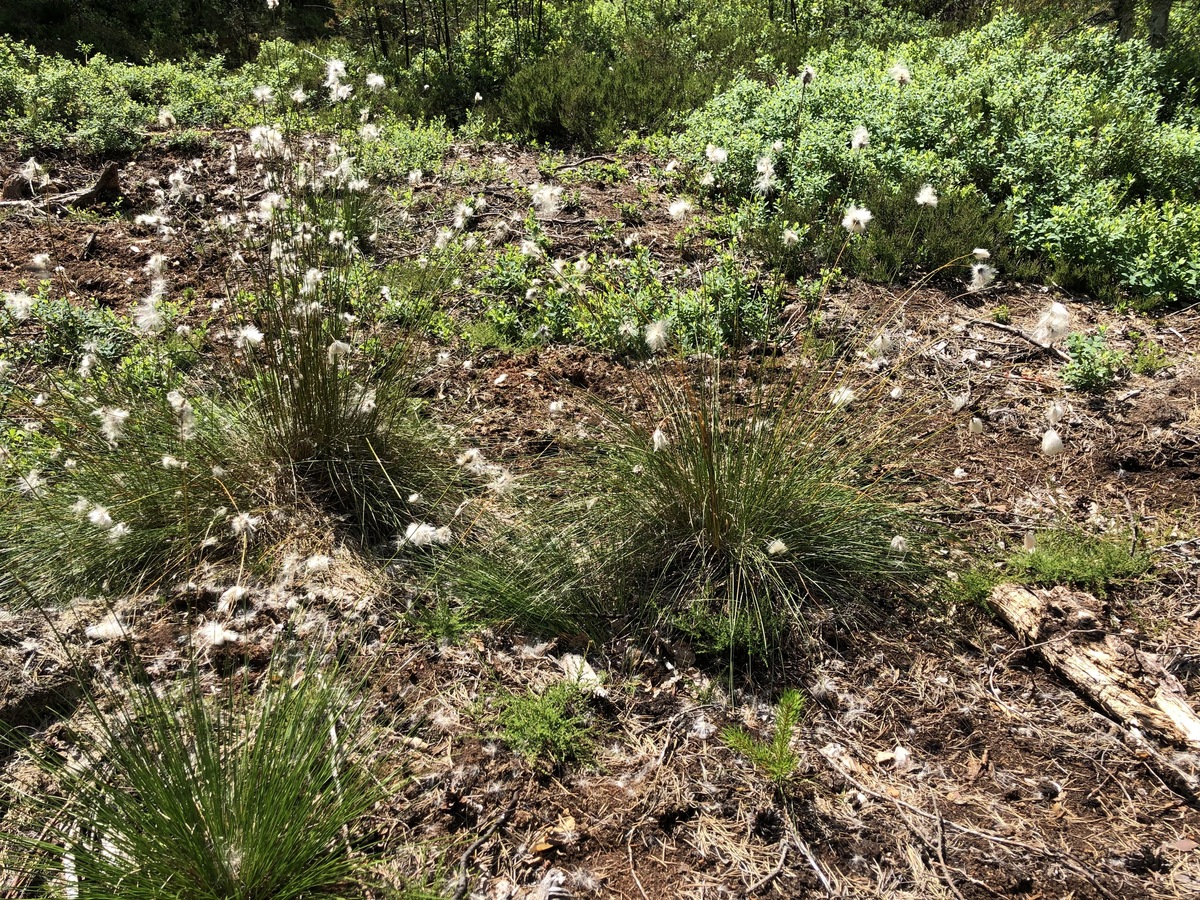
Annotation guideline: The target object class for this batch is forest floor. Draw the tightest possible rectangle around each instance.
[2,136,1199,899]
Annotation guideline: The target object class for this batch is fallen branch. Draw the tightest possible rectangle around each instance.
[0,163,121,212]
[965,319,1071,362]
[450,800,516,900]
[553,154,616,172]
[989,583,1200,752]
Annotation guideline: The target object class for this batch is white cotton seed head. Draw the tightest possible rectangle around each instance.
[530,183,563,217]
[217,586,247,614]
[324,58,347,87]
[1034,302,1070,345]
[230,512,261,535]
[305,554,332,572]
[767,539,788,556]
[704,144,728,165]
[968,263,996,293]
[398,522,451,548]
[841,205,872,234]
[850,125,870,151]
[889,63,912,86]
[652,427,669,452]
[5,291,35,321]
[88,505,113,529]
[829,386,856,408]
[973,248,991,260]
[93,407,130,444]
[915,184,938,207]
[237,324,264,347]
[199,621,241,647]
[969,417,984,434]
[1041,428,1065,457]
[85,613,126,641]
[668,198,693,220]
[890,535,909,554]
[326,340,352,365]
[1046,401,1067,425]
[645,320,669,353]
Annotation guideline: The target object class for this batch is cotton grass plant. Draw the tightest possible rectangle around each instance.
[0,653,393,900]
[0,78,462,605]
[228,93,459,542]
[442,315,935,662]
[0,365,255,605]
[575,351,931,659]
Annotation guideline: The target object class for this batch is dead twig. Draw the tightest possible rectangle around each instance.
[450,800,517,900]
[965,319,1071,362]
[746,839,789,894]
[626,827,651,900]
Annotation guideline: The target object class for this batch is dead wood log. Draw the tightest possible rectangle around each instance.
[62,162,121,208]
[1,173,33,200]
[0,163,120,210]
[990,583,1200,751]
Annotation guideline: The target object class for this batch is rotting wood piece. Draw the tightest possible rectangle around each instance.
[1,173,33,200]
[989,582,1200,752]
[0,162,121,210]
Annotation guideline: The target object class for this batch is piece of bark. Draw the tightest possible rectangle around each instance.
[1,173,32,200]
[63,162,121,208]
[990,583,1200,751]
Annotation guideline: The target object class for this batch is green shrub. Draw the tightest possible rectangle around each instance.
[1061,329,1129,392]
[497,682,593,768]
[676,15,1200,304]
[0,656,391,899]
[1128,331,1171,375]
[0,37,253,153]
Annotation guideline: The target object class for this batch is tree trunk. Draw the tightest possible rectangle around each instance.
[1114,0,1135,40]
[1149,0,1173,48]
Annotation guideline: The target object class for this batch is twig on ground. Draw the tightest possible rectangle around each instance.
[554,155,616,172]
[746,839,789,894]
[965,319,1071,362]
[626,827,651,900]
[451,800,517,900]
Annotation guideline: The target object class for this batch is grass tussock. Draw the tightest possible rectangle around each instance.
[0,655,393,900]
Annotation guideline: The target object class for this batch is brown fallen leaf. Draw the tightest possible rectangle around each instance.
[1163,837,1199,853]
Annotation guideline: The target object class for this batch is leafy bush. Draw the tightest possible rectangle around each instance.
[0,37,253,153]
[1,656,390,899]
[676,15,1200,305]
[1061,329,1129,392]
